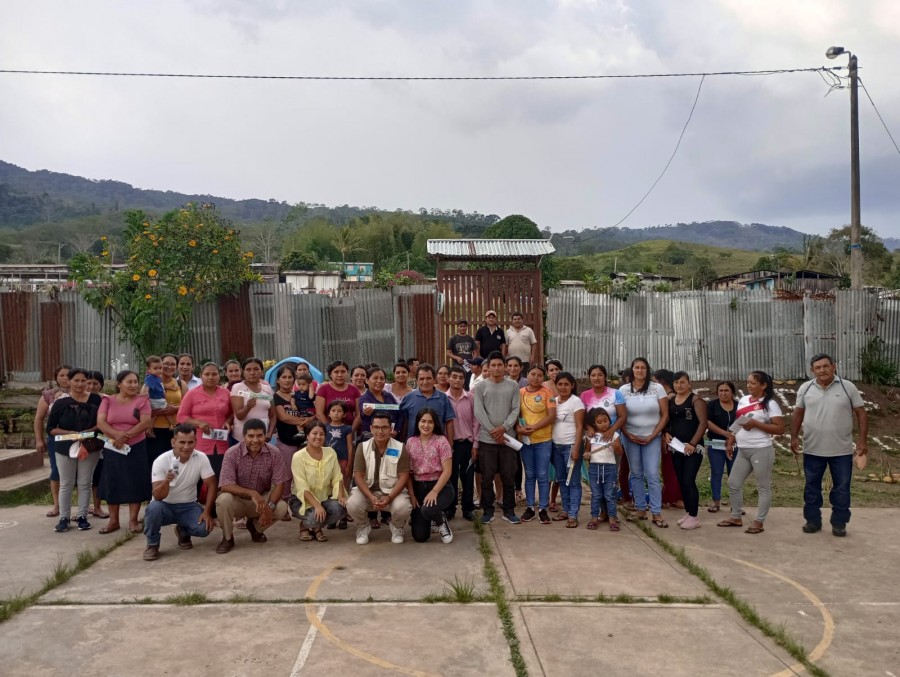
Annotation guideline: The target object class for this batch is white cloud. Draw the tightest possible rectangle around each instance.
[0,0,898,237]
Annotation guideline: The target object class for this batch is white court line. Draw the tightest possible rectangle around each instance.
[291,604,326,676]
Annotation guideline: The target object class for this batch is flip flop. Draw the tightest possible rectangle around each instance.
[551,513,569,521]
[90,509,109,519]
[707,505,721,513]
[717,519,743,527]
[745,523,765,534]
[609,521,621,532]
[586,518,600,530]
[651,518,669,528]
[566,519,579,528]
[548,502,559,513]
[128,523,142,534]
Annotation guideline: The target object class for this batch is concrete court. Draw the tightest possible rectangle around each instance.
[1,503,897,675]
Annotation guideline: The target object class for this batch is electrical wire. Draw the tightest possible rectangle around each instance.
[0,66,840,81]
[859,78,900,158]
[575,74,706,242]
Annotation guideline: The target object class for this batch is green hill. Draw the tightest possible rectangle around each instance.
[556,239,762,281]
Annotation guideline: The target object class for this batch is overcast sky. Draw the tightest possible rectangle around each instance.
[2,1,899,239]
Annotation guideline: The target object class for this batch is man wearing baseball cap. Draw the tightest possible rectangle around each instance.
[475,310,507,359]
[447,319,476,367]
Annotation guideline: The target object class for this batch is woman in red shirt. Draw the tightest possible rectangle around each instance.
[177,362,232,478]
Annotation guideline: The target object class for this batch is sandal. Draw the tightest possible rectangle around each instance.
[745,522,765,535]
[299,529,314,541]
[609,520,621,532]
[128,522,143,534]
[89,508,109,519]
[552,512,569,522]
[598,513,609,523]
[313,529,328,542]
[587,518,600,530]
[99,525,120,534]
[548,502,559,513]
[566,519,578,528]
[707,504,721,513]
[651,517,669,529]
[717,519,743,527]
[625,512,647,522]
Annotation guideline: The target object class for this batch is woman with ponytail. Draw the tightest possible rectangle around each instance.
[717,371,784,534]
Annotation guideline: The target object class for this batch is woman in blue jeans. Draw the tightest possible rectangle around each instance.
[620,357,670,528]
[517,365,557,524]
[705,381,737,512]
[549,372,585,526]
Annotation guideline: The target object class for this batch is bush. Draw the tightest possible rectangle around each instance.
[859,337,899,385]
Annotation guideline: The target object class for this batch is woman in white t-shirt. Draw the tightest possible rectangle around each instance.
[550,372,585,526]
[717,371,784,534]
[230,358,276,442]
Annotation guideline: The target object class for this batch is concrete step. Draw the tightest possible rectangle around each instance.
[0,465,48,494]
[0,448,44,479]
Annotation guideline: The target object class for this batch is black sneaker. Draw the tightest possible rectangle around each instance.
[54,517,70,533]
[538,509,551,525]
[76,516,91,531]
[463,512,475,522]
[502,512,521,525]
[521,507,536,522]
[175,525,193,549]
[832,523,847,537]
[802,522,822,534]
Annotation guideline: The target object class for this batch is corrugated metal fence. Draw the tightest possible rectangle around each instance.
[4,285,898,382]
[546,288,900,381]
[1,285,436,381]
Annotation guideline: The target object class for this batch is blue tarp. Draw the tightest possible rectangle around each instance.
[265,357,324,386]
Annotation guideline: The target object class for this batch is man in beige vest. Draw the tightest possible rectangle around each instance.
[348,412,412,544]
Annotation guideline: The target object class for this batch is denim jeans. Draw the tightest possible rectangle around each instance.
[56,450,100,520]
[550,443,582,518]
[143,500,210,547]
[521,440,552,510]
[707,445,735,502]
[803,453,853,526]
[623,435,662,514]
[588,463,618,519]
[298,499,346,529]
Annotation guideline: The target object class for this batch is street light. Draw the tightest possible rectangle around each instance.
[826,45,862,289]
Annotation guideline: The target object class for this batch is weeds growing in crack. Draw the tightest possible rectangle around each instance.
[635,521,829,677]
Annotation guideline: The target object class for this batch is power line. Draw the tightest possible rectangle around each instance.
[859,78,900,159]
[0,66,840,81]
[576,74,706,243]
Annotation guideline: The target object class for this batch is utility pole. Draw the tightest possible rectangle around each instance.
[848,53,862,289]
[826,46,863,289]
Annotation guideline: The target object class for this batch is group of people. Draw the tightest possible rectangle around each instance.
[32,310,868,560]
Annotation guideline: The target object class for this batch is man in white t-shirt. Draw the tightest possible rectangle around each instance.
[505,312,538,372]
[143,424,217,561]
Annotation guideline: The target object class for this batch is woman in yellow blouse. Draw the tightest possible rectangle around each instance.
[291,422,347,542]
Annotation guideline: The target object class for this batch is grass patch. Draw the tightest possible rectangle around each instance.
[474,518,528,677]
[227,591,258,604]
[0,531,132,625]
[164,590,210,606]
[635,522,829,677]
[0,485,52,507]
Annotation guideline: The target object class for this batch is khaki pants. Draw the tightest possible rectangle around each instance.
[216,492,288,540]
[347,487,411,529]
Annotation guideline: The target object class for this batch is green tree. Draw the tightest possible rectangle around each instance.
[482,214,558,291]
[280,250,320,271]
[69,204,259,360]
[815,225,892,285]
[555,257,592,281]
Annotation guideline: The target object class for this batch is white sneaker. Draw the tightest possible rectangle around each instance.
[676,512,689,526]
[680,515,701,530]
[438,518,453,544]
[355,525,372,544]
[389,522,404,544]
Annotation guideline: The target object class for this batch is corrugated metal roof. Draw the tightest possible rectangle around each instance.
[427,239,555,259]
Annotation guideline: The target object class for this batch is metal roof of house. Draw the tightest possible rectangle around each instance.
[426,239,555,259]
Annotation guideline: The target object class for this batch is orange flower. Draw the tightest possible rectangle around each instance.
[144,293,152,300]
[148,269,157,277]
[188,240,197,247]
[100,235,107,241]
[132,274,141,281]
[101,250,109,257]
[212,249,219,254]
[178,285,188,296]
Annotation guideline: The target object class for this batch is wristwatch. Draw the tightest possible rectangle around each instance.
[266,501,276,510]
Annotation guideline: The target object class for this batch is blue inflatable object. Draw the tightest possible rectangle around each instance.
[265,357,324,386]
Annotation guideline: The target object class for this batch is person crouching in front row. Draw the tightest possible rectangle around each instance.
[214,418,290,553]
[348,411,412,544]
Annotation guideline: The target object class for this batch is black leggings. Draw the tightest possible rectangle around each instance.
[672,451,704,517]
[411,480,454,542]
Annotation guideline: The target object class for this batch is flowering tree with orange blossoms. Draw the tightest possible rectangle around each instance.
[70,203,260,359]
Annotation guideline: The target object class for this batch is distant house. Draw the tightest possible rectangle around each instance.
[0,263,127,290]
[705,269,843,293]
[330,261,374,289]
[282,270,343,296]
[613,272,682,289]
